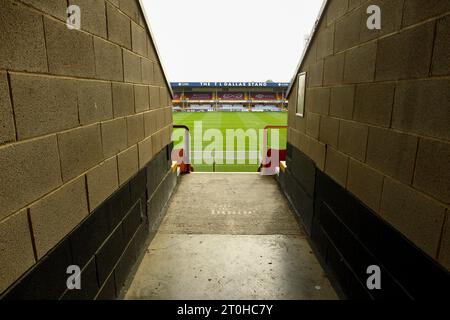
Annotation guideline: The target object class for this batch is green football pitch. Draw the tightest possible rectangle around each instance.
[172,112,288,172]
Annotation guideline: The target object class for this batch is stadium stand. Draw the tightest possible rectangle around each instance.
[171,82,289,112]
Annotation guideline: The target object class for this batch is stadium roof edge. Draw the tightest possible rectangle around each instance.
[138,0,174,98]
[286,0,329,98]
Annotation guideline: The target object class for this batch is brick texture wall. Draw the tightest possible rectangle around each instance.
[287,0,449,270]
[0,0,173,294]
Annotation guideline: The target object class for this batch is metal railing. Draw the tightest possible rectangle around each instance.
[171,125,192,174]
[259,125,288,175]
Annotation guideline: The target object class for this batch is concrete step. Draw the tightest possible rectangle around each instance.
[125,173,338,300]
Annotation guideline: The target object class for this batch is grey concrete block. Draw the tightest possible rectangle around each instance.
[149,86,160,110]
[413,138,450,204]
[334,7,362,52]
[144,110,157,137]
[134,85,150,112]
[142,59,154,85]
[21,0,67,20]
[0,72,15,145]
[101,118,128,158]
[348,0,361,10]
[392,79,450,140]
[338,120,368,161]
[326,0,349,25]
[161,125,172,150]
[86,157,119,211]
[0,0,47,72]
[403,0,450,26]
[138,136,153,169]
[330,85,354,120]
[367,127,418,184]
[29,176,89,258]
[77,80,113,126]
[146,35,157,61]
[303,42,317,67]
[124,49,142,83]
[94,37,124,81]
[118,145,139,185]
[353,83,395,127]
[308,138,326,171]
[432,15,450,76]
[164,107,173,126]
[151,130,163,155]
[127,114,145,146]
[316,24,334,59]
[58,124,103,182]
[306,88,330,115]
[107,2,131,49]
[308,60,324,87]
[380,177,446,258]
[375,21,435,81]
[324,53,345,85]
[155,108,165,132]
[112,83,135,117]
[0,209,35,294]
[10,73,78,140]
[344,41,377,83]
[0,136,62,221]
[44,17,95,77]
[325,146,349,187]
[132,21,147,56]
[159,88,169,109]
[347,159,383,212]
[154,65,165,87]
[69,0,107,38]
[119,0,140,22]
[298,132,311,154]
[319,116,339,148]
[306,113,320,139]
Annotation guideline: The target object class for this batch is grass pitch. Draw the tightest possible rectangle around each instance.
[172,112,288,172]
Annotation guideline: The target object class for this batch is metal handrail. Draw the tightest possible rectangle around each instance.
[260,125,288,175]
[172,125,192,174]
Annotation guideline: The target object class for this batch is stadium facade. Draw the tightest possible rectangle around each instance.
[171,82,289,112]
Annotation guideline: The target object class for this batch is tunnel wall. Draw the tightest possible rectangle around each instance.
[283,0,449,299]
[0,0,174,298]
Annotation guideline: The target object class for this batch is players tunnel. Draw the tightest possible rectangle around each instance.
[0,0,449,300]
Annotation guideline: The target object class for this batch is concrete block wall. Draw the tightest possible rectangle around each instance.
[287,0,450,270]
[0,0,173,294]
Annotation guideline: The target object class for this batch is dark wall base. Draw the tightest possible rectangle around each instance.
[1,145,177,300]
[279,143,449,300]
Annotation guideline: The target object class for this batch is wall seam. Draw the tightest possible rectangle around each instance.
[435,210,448,260]
[104,0,109,39]
[6,72,19,142]
[84,174,91,213]
[428,19,439,77]
[26,208,38,262]
[388,83,396,129]
[410,138,421,187]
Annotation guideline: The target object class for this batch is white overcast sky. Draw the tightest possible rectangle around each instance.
[142,0,324,83]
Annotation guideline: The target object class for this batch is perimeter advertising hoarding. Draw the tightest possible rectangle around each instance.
[217,93,245,100]
[184,93,214,100]
[250,92,277,100]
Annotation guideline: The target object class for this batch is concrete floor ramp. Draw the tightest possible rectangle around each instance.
[125,173,337,300]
